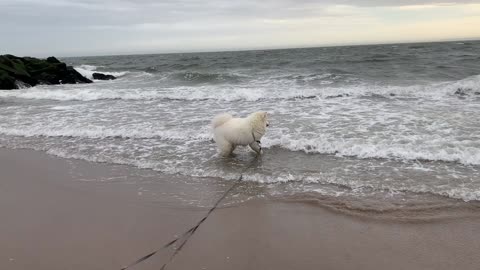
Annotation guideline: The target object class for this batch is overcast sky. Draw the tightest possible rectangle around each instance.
[1,0,480,57]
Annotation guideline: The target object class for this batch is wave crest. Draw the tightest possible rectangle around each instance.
[1,74,479,101]
[263,135,480,166]
[169,71,245,84]
[74,65,129,79]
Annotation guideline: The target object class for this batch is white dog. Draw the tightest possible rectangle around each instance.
[212,111,269,156]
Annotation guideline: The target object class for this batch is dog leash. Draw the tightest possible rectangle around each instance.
[120,157,259,270]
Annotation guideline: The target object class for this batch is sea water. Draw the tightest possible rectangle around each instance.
[1,41,480,217]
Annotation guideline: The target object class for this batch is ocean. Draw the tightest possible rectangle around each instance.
[1,41,480,218]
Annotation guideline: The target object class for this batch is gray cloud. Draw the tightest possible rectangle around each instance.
[1,0,478,56]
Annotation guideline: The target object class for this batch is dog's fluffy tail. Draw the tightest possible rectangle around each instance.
[212,113,232,129]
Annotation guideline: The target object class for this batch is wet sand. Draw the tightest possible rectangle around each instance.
[1,148,480,270]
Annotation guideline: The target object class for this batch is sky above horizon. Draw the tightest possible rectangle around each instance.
[1,0,480,57]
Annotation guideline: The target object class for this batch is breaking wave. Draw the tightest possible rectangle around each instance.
[169,71,245,84]
[0,74,479,101]
[262,136,480,166]
[1,123,478,166]
[74,64,129,79]
[0,126,211,141]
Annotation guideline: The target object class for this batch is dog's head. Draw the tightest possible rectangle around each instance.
[262,111,270,127]
[249,111,270,135]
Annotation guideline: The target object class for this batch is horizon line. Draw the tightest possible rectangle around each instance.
[7,37,479,59]
[61,37,480,59]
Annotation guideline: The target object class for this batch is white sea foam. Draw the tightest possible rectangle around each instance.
[0,126,211,141]
[303,175,480,202]
[0,74,479,101]
[74,65,97,79]
[0,87,156,101]
[262,134,480,165]
[1,123,478,202]
[14,81,32,89]
[1,121,478,165]
[50,105,76,110]
[74,65,129,79]
[26,146,480,202]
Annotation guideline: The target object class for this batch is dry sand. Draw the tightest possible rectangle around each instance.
[1,148,480,270]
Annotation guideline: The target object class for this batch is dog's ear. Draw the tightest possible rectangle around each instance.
[262,112,268,119]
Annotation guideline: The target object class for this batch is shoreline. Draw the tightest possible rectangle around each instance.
[1,147,480,269]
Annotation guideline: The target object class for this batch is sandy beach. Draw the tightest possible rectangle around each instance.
[0,147,479,270]
[2,0,480,268]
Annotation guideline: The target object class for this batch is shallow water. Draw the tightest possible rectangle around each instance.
[1,41,480,215]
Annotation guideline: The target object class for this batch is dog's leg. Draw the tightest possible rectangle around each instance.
[220,142,235,157]
[249,141,262,155]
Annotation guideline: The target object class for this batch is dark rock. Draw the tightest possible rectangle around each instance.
[0,54,92,90]
[0,70,17,90]
[46,56,61,64]
[65,66,93,84]
[0,55,37,86]
[92,72,116,80]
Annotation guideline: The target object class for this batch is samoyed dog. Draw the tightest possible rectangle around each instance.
[212,111,270,156]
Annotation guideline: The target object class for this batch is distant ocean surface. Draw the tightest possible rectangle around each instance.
[1,41,480,217]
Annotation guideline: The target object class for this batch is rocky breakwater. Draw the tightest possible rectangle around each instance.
[0,54,114,90]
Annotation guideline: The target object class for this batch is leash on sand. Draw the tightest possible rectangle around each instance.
[120,156,259,270]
